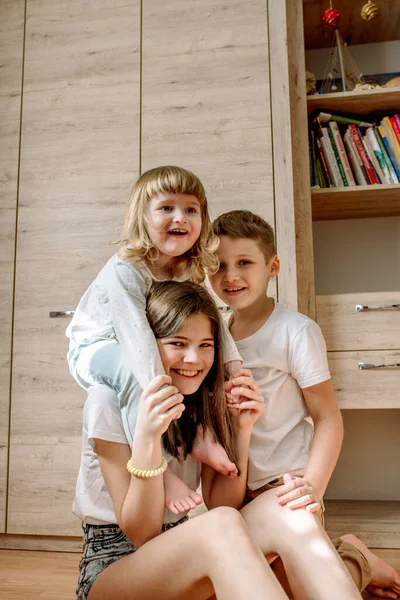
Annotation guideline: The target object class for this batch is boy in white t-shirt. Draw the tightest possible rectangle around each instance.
[209,209,400,599]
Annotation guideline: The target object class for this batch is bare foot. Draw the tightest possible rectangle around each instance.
[191,426,238,478]
[164,466,203,515]
[342,534,400,599]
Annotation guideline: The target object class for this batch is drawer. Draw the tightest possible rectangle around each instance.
[328,350,400,409]
[316,292,400,351]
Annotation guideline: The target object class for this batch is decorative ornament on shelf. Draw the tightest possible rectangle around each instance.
[361,1,381,21]
[306,71,317,95]
[321,1,341,29]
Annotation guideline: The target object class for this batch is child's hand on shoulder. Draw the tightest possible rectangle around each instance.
[225,369,265,430]
[275,473,321,513]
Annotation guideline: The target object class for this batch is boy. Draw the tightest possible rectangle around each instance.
[210,209,400,599]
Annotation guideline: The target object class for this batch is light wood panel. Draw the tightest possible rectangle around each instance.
[141,0,275,298]
[325,500,400,549]
[312,185,400,221]
[303,0,400,50]
[307,88,400,116]
[0,533,81,552]
[0,0,25,534]
[8,0,140,536]
[328,350,400,409]
[269,0,315,318]
[317,292,400,351]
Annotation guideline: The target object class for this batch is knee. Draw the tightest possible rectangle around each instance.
[201,507,250,546]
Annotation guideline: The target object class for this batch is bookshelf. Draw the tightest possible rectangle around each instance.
[312,184,400,221]
[307,88,400,118]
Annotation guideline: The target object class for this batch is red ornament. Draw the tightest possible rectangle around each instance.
[321,7,341,29]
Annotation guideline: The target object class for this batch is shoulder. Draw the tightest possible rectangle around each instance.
[84,386,128,446]
[108,255,153,290]
[274,303,322,338]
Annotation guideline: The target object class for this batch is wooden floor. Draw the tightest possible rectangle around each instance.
[0,548,399,599]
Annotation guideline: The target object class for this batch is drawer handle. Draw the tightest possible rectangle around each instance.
[355,304,400,312]
[49,311,75,318]
[359,362,400,370]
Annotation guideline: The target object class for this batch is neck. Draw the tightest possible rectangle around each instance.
[230,295,274,340]
[149,255,174,279]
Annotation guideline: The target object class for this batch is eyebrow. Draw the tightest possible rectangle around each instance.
[168,335,214,342]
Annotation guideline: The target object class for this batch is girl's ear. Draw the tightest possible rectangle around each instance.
[269,255,280,277]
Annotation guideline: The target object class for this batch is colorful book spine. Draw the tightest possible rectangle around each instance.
[315,136,332,187]
[389,116,400,146]
[363,136,382,184]
[366,128,391,184]
[309,131,315,187]
[378,125,400,180]
[348,124,379,184]
[373,126,399,183]
[394,115,400,141]
[326,126,348,185]
[381,117,400,169]
[343,130,367,185]
[328,121,356,186]
[320,133,342,187]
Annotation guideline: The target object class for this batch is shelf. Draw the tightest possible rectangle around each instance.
[307,88,400,117]
[312,185,400,221]
[324,500,400,549]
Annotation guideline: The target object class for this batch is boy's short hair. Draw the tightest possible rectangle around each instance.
[212,210,276,262]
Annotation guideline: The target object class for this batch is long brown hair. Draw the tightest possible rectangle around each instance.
[146,280,238,467]
[116,166,219,282]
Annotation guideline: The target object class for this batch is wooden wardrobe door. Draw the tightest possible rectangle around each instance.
[0,1,25,533]
[8,0,140,536]
[141,0,274,225]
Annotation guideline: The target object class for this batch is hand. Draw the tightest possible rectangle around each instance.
[225,369,265,430]
[225,359,243,379]
[275,473,321,513]
[136,375,185,439]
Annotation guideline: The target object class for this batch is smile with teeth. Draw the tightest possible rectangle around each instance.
[173,369,201,378]
[224,287,246,293]
[168,229,188,235]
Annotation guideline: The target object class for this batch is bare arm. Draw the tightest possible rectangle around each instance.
[95,375,184,547]
[303,379,343,499]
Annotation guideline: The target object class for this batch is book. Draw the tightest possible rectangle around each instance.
[328,121,356,186]
[363,136,382,184]
[381,117,400,170]
[373,126,399,183]
[326,126,348,185]
[320,132,343,187]
[313,112,373,128]
[366,128,391,184]
[389,116,400,146]
[378,125,400,180]
[308,130,315,187]
[343,130,367,185]
[348,124,379,184]
[315,136,332,187]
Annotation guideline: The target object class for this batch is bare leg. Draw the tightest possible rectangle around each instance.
[89,507,288,600]
[341,534,400,599]
[191,425,238,478]
[240,489,363,600]
[163,467,203,514]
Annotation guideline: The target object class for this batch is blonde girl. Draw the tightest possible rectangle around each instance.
[67,166,242,513]
[74,281,361,600]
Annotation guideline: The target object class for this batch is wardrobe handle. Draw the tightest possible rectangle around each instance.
[359,362,400,370]
[49,311,75,318]
[355,304,400,312]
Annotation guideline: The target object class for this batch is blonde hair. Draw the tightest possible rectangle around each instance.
[213,209,276,263]
[146,280,238,467]
[117,166,219,283]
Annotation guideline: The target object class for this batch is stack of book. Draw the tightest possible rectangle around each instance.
[309,112,400,188]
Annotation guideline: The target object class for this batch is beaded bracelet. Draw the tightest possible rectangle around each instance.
[126,456,168,479]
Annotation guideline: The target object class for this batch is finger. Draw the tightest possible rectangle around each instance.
[230,376,261,394]
[147,385,181,408]
[305,502,321,513]
[277,486,312,504]
[142,374,172,397]
[287,495,315,510]
[366,586,398,599]
[275,475,302,497]
[234,401,264,412]
[230,387,263,402]
[224,380,234,393]
[157,392,184,413]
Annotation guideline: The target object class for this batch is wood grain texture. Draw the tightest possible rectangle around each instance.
[303,0,400,50]
[307,88,400,117]
[141,0,275,277]
[325,500,400,549]
[328,350,400,409]
[312,185,400,221]
[269,0,315,318]
[8,0,140,536]
[317,292,400,351]
[0,0,25,534]
[0,533,81,552]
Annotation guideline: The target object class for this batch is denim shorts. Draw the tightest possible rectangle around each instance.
[76,518,188,600]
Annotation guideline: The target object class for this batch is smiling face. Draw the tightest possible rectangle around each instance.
[157,312,215,395]
[147,192,202,258]
[209,235,279,311]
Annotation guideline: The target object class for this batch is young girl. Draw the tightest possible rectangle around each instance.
[74,280,362,600]
[67,166,242,514]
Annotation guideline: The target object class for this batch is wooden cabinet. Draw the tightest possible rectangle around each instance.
[5,0,141,538]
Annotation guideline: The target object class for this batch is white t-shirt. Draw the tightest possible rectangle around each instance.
[67,255,241,391]
[73,385,201,526]
[234,302,330,491]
